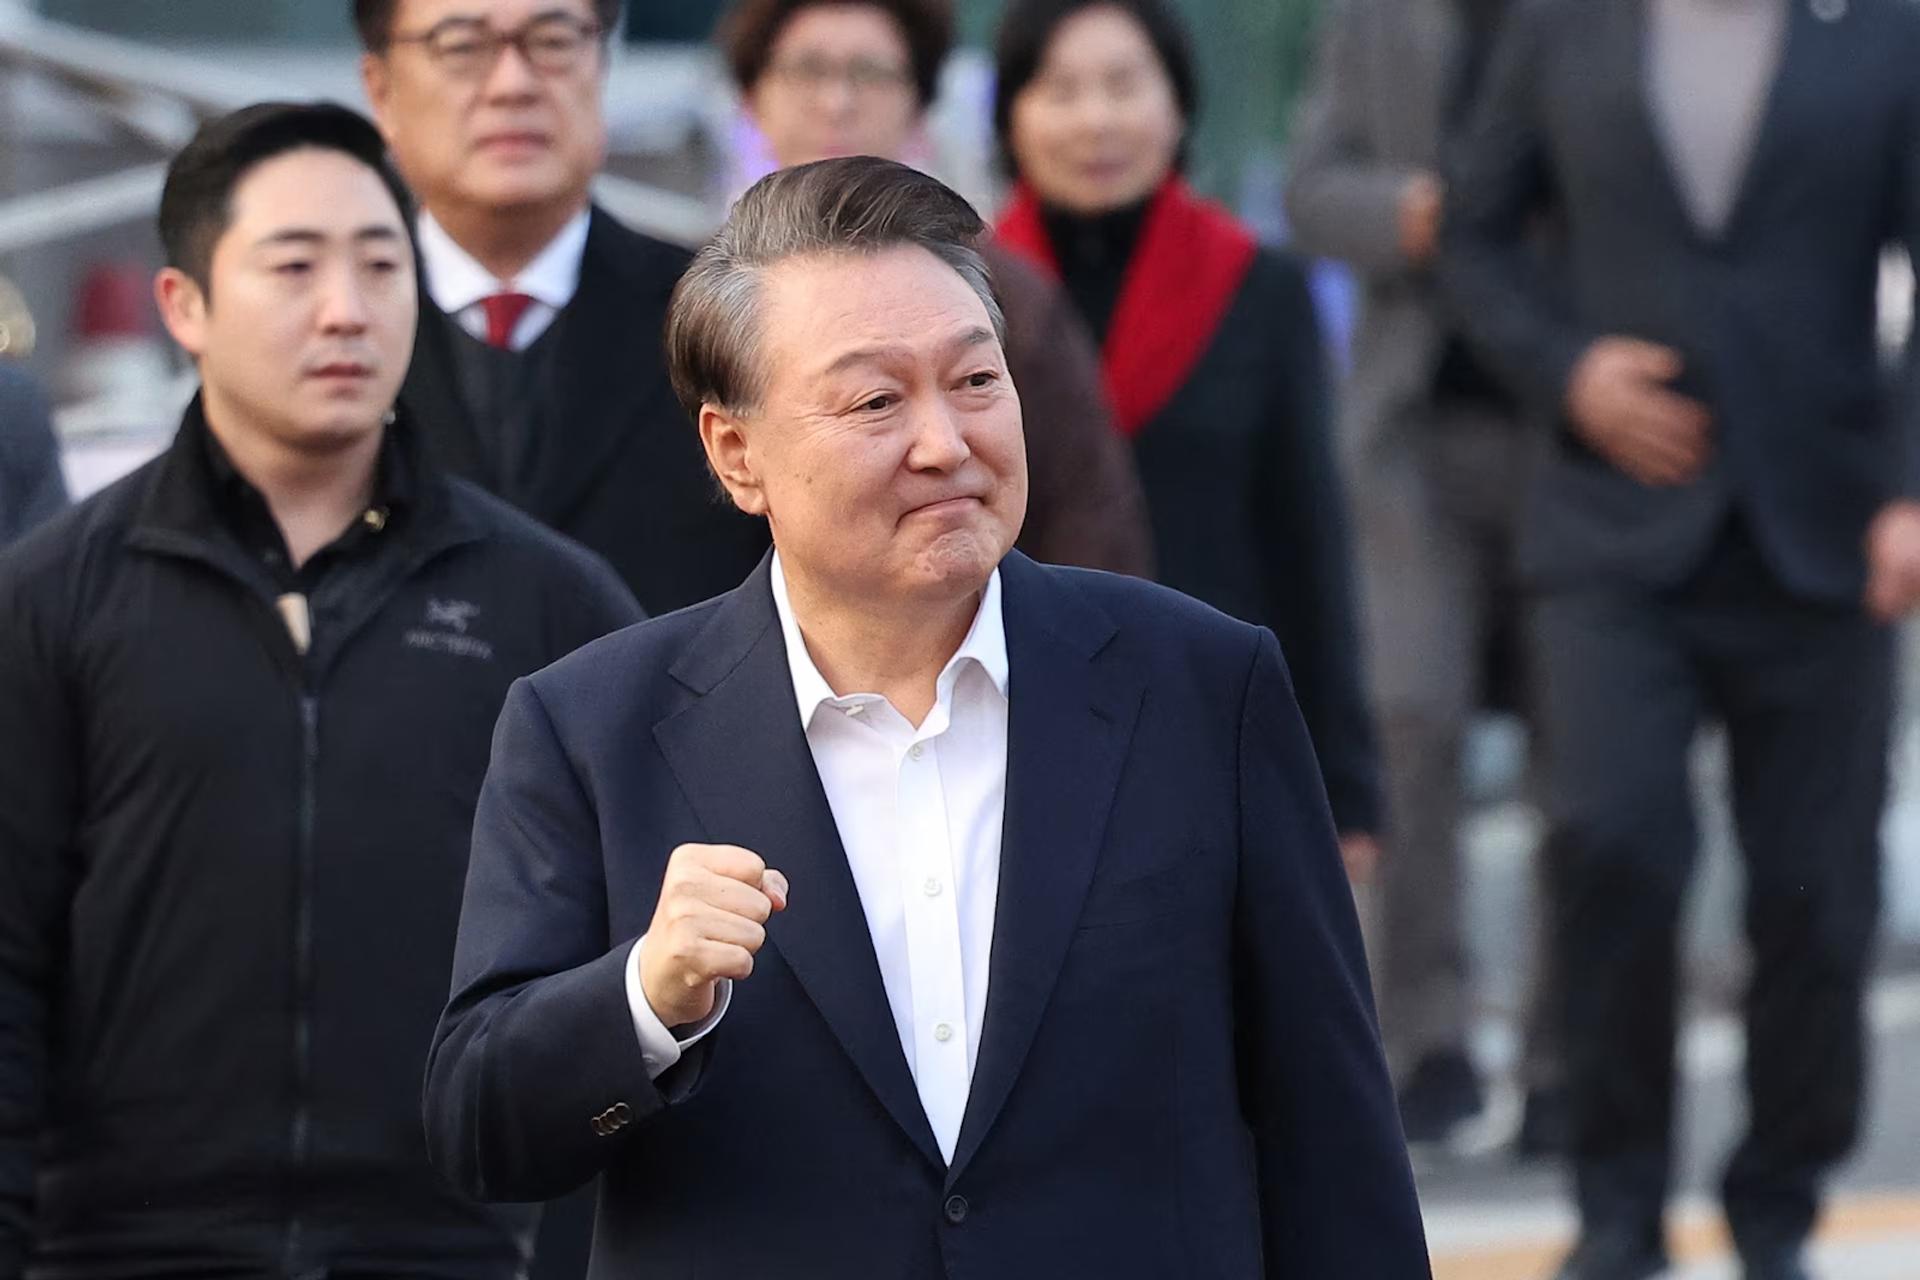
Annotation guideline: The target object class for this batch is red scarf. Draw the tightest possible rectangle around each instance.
[996,177,1257,437]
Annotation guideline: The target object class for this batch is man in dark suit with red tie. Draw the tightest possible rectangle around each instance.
[358,0,770,616]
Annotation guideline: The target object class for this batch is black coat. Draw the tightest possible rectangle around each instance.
[1441,0,1920,602]
[400,207,770,615]
[0,403,640,1276]
[1130,249,1379,833]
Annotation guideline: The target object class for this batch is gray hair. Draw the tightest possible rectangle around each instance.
[665,155,1007,423]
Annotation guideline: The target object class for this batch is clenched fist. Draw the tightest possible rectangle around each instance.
[640,843,788,1030]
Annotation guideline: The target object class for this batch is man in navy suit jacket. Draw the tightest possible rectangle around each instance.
[424,156,1430,1279]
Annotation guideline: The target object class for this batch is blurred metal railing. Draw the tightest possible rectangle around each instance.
[0,4,717,250]
[0,2,718,467]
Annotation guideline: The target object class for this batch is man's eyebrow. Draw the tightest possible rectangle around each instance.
[821,343,909,377]
[819,328,999,376]
[253,226,406,248]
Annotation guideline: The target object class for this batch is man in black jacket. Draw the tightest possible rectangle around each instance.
[359,0,770,616]
[1441,3,1920,1277]
[0,102,639,1278]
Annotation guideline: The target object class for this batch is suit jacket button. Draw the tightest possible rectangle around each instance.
[591,1115,608,1136]
[612,1102,633,1123]
[943,1195,969,1224]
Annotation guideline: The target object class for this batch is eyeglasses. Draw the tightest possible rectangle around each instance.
[387,15,604,80]
[767,54,913,97]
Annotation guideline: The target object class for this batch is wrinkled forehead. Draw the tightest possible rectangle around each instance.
[756,247,1000,378]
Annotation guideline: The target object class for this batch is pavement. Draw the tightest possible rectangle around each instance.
[1418,978,1920,1279]
[1406,637,1920,1279]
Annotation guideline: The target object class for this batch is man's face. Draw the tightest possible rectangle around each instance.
[746,4,922,169]
[363,0,608,221]
[705,245,1028,608]
[157,148,417,457]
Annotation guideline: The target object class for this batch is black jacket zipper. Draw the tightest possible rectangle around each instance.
[282,687,320,1273]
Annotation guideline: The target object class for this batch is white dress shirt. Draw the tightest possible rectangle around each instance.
[624,555,1009,1163]
[414,207,591,351]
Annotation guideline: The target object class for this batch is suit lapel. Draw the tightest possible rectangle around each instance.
[946,555,1143,1185]
[1401,0,1461,164]
[1596,1,1706,247]
[651,560,944,1171]
[1626,0,1811,247]
[1717,1,1826,246]
[401,283,497,488]
[526,208,679,527]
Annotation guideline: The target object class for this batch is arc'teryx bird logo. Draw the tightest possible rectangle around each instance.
[425,598,481,634]
[406,597,493,661]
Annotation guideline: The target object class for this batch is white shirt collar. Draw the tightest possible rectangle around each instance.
[769,552,1009,731]
[414,206,591,317]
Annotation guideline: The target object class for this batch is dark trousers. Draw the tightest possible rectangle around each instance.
[1532,520,1890,1255]
[1356,403,1560,1083]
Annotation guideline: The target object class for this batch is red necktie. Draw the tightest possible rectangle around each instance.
[480,291,535,349]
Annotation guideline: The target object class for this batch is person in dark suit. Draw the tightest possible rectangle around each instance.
[424,156,1430,1279]
[717,0,1154,577]
[358,0,769,615]
[991,0,1382,866]
[1288,0,1559,1151]
[1440,3,1920,1277]
[0,363,67,544]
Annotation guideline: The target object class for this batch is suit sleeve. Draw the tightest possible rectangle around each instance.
[0,559,78,1272]
[424,677,689,1203]
[1285,0,1428,275]
[1253,260,1380,834]
[1,374,68,544]
[1436,0,1594,416]
[1899,25,1920,498]
[1231,629,1430,1277]
[1005,273,1155,578]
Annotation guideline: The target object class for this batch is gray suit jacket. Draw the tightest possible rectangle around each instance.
[0,365,67,545]
[1440,0,1920,601]
[1286,0,1464,470]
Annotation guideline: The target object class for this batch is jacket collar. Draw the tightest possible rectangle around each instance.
[126,391,480,584]
[654,552,1142,1180]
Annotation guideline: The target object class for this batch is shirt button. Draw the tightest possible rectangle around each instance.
[933,1022,954,1043]
[908,743,925,761]
[923,877,943,898]
[944,1194,969,1224]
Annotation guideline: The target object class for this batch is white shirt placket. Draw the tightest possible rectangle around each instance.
[896,728,971,1161]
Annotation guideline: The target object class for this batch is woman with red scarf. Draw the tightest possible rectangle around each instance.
[994,0,1380,870]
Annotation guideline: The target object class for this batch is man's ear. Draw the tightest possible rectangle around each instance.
[153,267,209,361]
[361,52,398,145]
[699,403,768,516]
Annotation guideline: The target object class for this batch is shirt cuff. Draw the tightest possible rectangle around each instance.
[625,934,730,1080]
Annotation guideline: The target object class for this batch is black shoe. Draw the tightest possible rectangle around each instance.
[1516,1083,1571,1160]
[1551,1227,1668,1280]
[1396,1049,1483,1145]
[1740,1246,1811,1280]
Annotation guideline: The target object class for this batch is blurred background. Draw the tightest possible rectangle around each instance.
[0,0,1914,1274]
